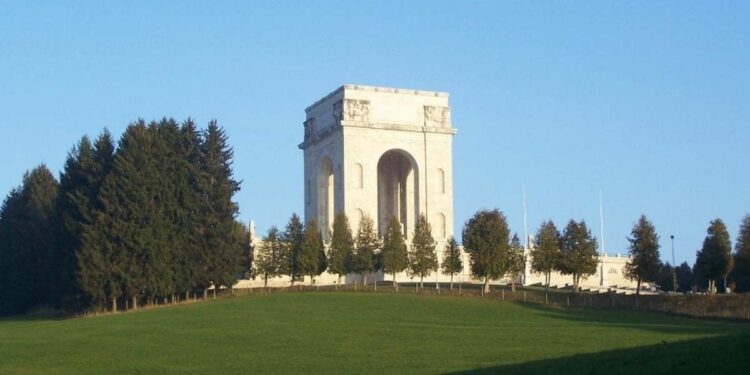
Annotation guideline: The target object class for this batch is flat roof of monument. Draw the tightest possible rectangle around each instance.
[305,84,449,113]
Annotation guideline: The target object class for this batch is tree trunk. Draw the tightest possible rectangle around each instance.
[511,279,516,292]
[393,272,398,291]
[636,278,641,296]
[185,291,189,302]
[450,273,454,290]
[264,274,268,288]
[420,275,424,288]
[363,274,367,286]
[213,288,216,299]
[545,272,550,293]
[203,288,208,300]
[111,297,117,313]
[483,277,490,294]
[573,275,579,293]
[132,296,138,310]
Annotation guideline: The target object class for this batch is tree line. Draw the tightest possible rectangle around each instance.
[252,209,529,294]
[529,214,750,295]
[253,213,455,290]
[0,119,250,316]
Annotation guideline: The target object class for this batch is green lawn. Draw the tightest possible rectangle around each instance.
[1,292,749,374]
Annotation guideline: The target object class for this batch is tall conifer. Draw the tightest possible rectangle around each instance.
[695,219,733,293]
[281,214,304,285]
[409,214,438,288]
[328,213,354,286]
[624,215,661,295]
[298,219,326,285]
[353,215,379,285]
[381,217,408,289]
[441,236,462,289]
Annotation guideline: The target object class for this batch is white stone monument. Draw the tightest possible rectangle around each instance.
[300,84,457,244]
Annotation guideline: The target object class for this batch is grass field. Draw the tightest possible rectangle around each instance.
[1,292,749,374]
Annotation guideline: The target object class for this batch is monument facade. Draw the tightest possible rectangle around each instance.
[300,84,457,243]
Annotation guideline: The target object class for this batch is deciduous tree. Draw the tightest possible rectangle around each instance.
[254,227,284,288]
[531,220,561,292]
[559,220,598,293]
[462,209,511,294]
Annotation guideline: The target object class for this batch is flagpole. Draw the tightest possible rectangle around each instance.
[523,185,528,249]
[599,190,605,287]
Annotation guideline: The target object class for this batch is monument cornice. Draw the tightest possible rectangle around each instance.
[305,84,449,113]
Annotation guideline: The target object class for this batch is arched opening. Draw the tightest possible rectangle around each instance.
[435,213,446,239]
[377,149,419,237]
[318,156,334,241]
[354,163,364,189]
[351,208,364,233]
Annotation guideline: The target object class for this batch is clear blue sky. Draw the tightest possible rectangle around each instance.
[1,1,748,265]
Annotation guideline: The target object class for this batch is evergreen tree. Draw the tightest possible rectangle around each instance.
[381,217,408,289]
[82,122,154,311]
[281,213,304,285]
[657,262,675,293]
[624,215,661,295]
[353,215,379,285]
[327,213,354,286]
[695,218,733,294]
[254,227,284,287]
[559,220,598,293]
[236,221,254,280]
[731,215,750,292]
[298,219,326,285]
[56,136,94,309]
[0,166,59,315]
[675,262,694,293]
[441,236,462,290]
[531,220,561,292]
[199,121,242,297]
[177,119,207,300]
[0,168,56,315]
[0,188,24,315]
[57,131,115,310]
[408,214,438,287]
[462,209,511,294]
[507,234,526,292]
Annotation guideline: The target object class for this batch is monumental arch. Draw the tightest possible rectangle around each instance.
[300,84,457,242]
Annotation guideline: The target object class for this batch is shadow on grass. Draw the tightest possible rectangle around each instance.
[446,332,750,374]
[510,301,747,336]
[0,308,66,322]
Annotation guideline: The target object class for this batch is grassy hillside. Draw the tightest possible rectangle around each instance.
[1,292,748,374]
